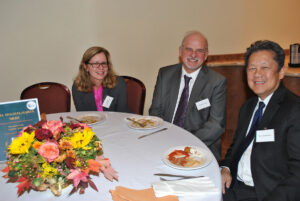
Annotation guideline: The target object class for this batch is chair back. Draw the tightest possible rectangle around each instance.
[122,76,146,115]
[20,82,71,114]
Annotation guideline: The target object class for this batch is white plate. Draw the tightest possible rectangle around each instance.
[77,113,107,126]
[162,146,212,170]
[126,116,163,130]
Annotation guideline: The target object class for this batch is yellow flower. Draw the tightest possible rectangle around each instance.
[70,128,94,149]
[40,163,59,178]
[75,160,81,167]
[8,131,35,154]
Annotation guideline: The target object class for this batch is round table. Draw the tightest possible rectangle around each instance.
[0,111,222,201]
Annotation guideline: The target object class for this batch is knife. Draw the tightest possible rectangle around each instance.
[137,127,168,139]
[154,173,204,178]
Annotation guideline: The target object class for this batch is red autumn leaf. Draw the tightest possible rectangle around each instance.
[24,127,35,134]
[7,177,19,183]
[88,179,98,192]
[16,177,31,196]
[2,165,10,177]
[68,187,78,196]
[33,120,47,128]
[65,157,76,169]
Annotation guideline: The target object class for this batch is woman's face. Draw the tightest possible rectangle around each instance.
[85,52,109,85]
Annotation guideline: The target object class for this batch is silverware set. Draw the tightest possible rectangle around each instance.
[154,173,204,181]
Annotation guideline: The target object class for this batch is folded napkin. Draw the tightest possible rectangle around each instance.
[152,177,218,197]
[110,186,179,201]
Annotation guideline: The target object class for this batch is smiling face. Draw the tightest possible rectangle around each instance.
[247,50,285,100]
[179,33,208,73]
[85,52,108,86]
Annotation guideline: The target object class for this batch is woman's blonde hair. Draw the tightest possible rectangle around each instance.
[74,46,117,92]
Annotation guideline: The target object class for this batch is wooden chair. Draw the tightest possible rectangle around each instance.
[122,76,146,115]
[20,82,71,114]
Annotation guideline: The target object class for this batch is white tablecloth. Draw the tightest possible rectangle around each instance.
[0,111,222,201]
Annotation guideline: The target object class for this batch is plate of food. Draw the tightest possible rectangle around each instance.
[126,116,163,130]
[162,146,212,170]
[76,113,107,126]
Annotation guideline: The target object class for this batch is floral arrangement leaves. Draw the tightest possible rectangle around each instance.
[1,119,117,196]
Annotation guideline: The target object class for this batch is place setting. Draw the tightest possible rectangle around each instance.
[150,145,218,198]
[125,115,168,139]
[66,112,108,126]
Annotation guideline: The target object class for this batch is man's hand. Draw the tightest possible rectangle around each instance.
[221,167,232,194]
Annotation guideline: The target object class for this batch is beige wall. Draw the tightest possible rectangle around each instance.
[1,0,299,114]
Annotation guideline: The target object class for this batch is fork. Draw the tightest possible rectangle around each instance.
[126,117,145,127]
[67,116,82,123]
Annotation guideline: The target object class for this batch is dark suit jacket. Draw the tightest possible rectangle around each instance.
[72,76,130,113]
[149,63,226,160]
[220,84,300,201]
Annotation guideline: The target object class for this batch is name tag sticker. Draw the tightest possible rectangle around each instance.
[256,129,275,142]
[195,98,211,111]
[102,96,114,108]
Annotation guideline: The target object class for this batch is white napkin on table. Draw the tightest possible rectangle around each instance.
[152,177,218,197]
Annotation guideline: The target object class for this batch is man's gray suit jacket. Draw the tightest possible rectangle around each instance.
[149,63,226,160]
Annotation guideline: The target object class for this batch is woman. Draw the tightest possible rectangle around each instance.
[72,46,130,112]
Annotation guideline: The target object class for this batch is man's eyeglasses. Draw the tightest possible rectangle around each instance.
[87,62,109,69]
[184,47,207,55]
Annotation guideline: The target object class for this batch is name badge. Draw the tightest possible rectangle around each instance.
[195,98,211,111]
[256,129,275,142]
[102,96,114,108]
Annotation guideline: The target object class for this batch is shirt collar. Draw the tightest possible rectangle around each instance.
[258,93,273,107]
[181,66,201,81]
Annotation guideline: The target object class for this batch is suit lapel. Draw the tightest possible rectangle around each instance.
[165,64,182,121]
[240,98,258,137]
[257,85,285,129]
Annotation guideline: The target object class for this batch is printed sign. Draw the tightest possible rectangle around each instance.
[0,99,40,161]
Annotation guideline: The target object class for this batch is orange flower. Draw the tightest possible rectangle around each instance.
[54,152,67,163]
[59,140,73,150]
[32,141,43,149]
[38,142,59,162]
[66,149,76,159]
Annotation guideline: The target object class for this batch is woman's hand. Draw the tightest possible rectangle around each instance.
[221,167,232,194]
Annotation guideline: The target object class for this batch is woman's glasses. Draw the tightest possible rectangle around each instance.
[87,62,109,69]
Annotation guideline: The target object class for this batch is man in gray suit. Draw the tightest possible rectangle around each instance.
[149,31,226,160]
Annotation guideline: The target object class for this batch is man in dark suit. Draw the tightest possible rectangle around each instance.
[149,31,226,160]
[220,40,300,201]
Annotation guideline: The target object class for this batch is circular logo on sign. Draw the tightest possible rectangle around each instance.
[26,101,37,110]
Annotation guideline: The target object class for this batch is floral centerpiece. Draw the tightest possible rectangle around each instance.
[1,119,118,196]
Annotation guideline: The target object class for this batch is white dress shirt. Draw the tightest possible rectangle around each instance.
[171,66,201,123]
[237,93,273,186]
